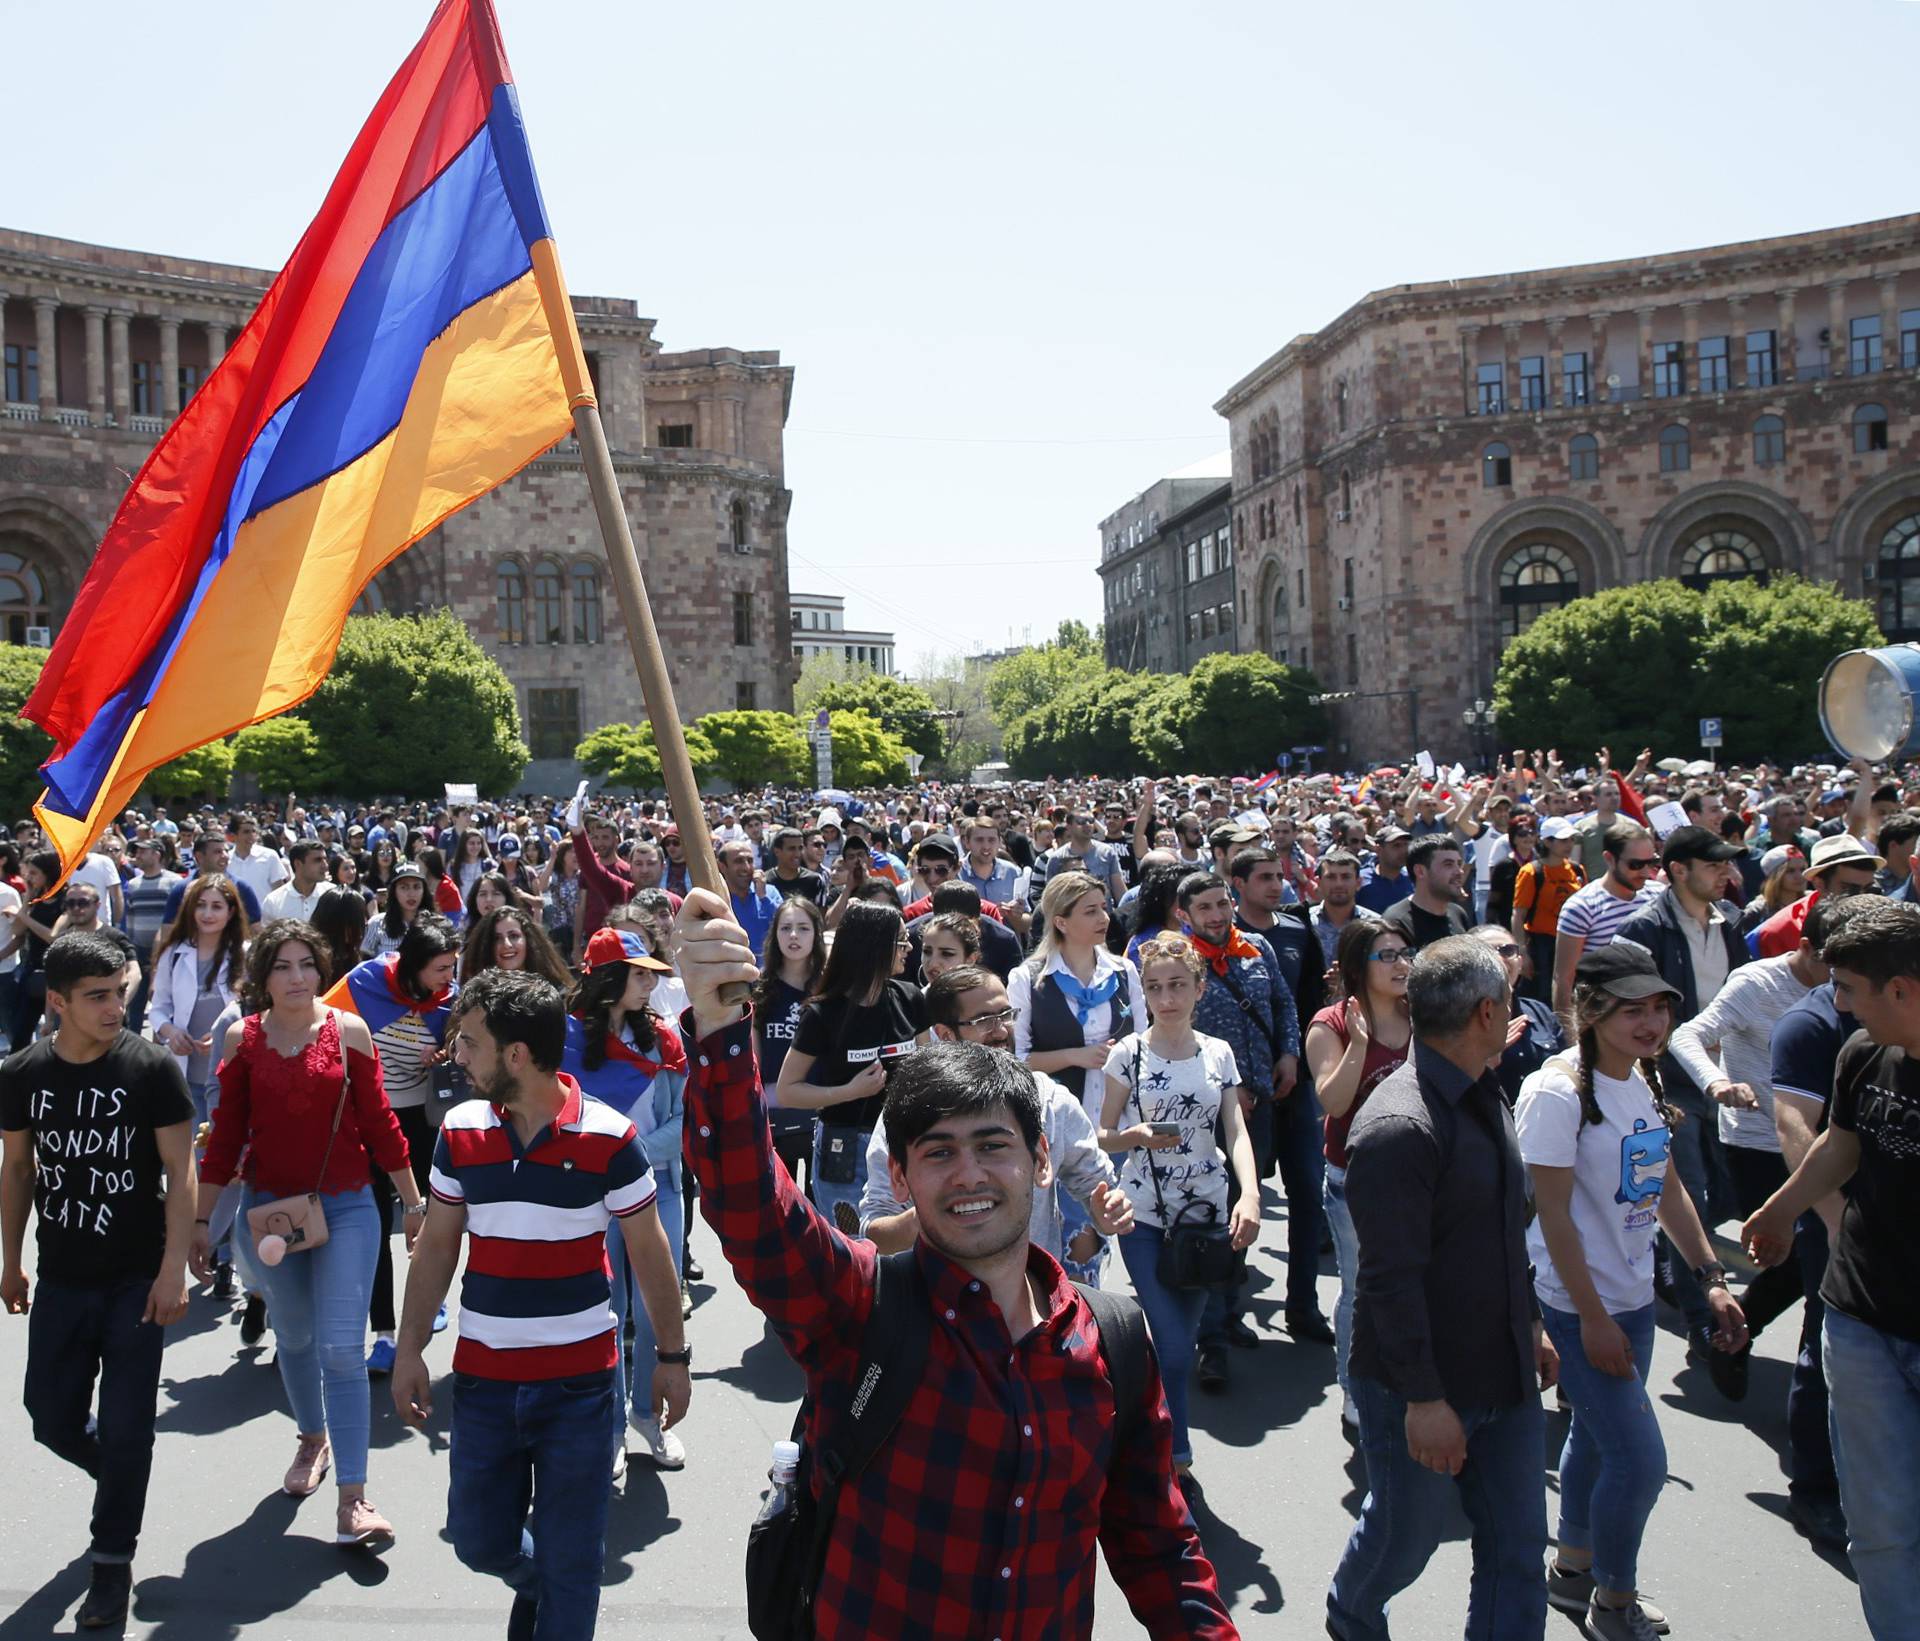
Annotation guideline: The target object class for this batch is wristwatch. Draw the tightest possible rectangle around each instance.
[403,1202,429,1218]
[1693,1260,1730,1290]
[655,1344,693,1366]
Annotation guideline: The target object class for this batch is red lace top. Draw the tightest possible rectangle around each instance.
[202,1012,411,1198]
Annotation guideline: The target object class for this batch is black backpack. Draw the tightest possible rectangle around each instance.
[744,1249,1152,1641]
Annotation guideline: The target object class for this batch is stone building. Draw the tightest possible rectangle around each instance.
[0,228,795,790]
[1216,213,1920,762]
[789,591,897,674]
[1098,454,1236,674]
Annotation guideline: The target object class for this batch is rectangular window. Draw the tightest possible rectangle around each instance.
[132,360,155,415]
[1186,542,1200,583]
[1346,633,1358,683]
[527,687,581,761]
[657,421,695,447]
[1220,527,1233,568]
[1519,355,1546,411]
[1746,329,1778,388]
[1344,557,1355,598]
[583,350,604,402]
[1187,612,1200,644]
[1697,336,1729,393]
[1297,567,1305,605]
[1199,535,1214,578]
[1652,341,1686,398]
[1851,315,1883,376]
[1562,351,1590,406]
[732,590,753,646]
[736,681,757,710]
[1201,606,1215,639]
[1475,362,1504,415]
[1902,308,1920,371]
[3,344,38,404]
[177,364,202,405]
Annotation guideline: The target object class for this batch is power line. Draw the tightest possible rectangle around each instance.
[787,552,993,655]
[790,428,1223,447]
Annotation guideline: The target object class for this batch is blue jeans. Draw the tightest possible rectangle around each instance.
[245,1184,379,1486]
[1329,1376,1548,1641]
[1539,1302,1665,1592]
[810,1124,871,1231]
[1789,1215,1837,1498]
[449,1368,617,1641]
[1118,1227,1210,1466]
[607,1177,682,1433]
[23,1275,166,1562]
[1323,1164,1359,1397]
[1824,1307,1920,1641]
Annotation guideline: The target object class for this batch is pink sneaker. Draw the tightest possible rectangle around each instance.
[282,1434,331,1497]
[336,1496,395,1549]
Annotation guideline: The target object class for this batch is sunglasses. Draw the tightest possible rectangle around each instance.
[1619,857,1659,872]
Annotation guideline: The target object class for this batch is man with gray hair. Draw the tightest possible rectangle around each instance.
[1328,937,1557,1641]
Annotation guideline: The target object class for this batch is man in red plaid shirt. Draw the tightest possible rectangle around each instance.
[673,888,1238,1640]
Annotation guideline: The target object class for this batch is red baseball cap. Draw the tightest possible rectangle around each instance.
[583,926,671,974]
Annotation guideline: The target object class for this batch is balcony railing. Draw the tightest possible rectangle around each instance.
[2,402,36,422]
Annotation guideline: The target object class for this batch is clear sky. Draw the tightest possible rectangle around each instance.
[12,0,1920,672]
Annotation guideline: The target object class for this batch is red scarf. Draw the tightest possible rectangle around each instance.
[1186,926,1264,977]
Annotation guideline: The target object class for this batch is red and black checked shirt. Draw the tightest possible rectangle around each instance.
[683,1014,1237,1641]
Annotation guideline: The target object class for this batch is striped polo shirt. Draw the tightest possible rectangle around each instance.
[429,1075,655,1381]
[1556,877,1661,952]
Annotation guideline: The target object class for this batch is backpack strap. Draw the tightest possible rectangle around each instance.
[1072,1281,1151,1458]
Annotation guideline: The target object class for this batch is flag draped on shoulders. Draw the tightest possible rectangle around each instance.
[325,954,456,1038]
[25,0,592,883]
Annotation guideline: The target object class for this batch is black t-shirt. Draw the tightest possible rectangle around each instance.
[756,978,811,1138]
[0,1030,194,1285]
[767,869,828,909]
[1382,896,1471,952]
[1823,1033,1920,1343]
[792,978,929,1133]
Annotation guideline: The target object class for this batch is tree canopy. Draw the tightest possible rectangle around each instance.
[575,720,719,790]
[803,673,945,760]
[693,710,811,787]
[0,645,50,819]
[822,709,912,785]
[230,717,341,796]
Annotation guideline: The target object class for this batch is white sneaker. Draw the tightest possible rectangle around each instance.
[630,1414,686,1470]
[610,1443,627,1483]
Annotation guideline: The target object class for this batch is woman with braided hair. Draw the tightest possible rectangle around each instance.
[1515,939,1747,1641]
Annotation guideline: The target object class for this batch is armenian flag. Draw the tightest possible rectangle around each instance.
[25,0,591,883]
[1248,770,1279,794]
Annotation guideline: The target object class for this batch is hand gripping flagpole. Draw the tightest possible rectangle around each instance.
[527,242,749,1003]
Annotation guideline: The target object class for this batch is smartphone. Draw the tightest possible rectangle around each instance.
[1147,1121,1184,1138]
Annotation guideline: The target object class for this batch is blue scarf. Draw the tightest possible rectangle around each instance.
[1053,966,1121,1027]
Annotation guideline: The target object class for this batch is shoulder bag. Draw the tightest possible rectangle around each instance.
[1130,1038,1241,1292]
[244,1012,352,1259]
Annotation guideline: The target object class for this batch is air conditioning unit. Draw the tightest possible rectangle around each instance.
[1334,509,1351,522]
[1336,596,1352,611]
[731,543,754,555]
[23,626,50,648]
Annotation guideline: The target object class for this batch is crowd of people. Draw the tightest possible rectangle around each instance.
[0,747,1914,1639]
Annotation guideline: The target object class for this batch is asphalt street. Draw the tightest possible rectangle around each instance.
[0,1186,1871,1640]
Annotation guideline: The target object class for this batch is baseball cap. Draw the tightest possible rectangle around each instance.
[1820,787,1848,804]
[1208,822,1259,847]
[1661,824,1743,867]
[390,861,427,885]
[1576,938,1683,1002]
[1538,817,1576,842]
[496,834,522,857]
[1760,844,1804,876]
[915,833,959,862]
[1808,834,1885,876]
[1377,825,1412,845]
[583,926,672,974]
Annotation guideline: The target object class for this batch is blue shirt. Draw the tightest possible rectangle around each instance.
[729,885,782,957]
[1355,871,1413,915]
[1770,980,1856,1116]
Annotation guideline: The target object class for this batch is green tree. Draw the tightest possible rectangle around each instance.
[793,650,877,712]
[1494,576,1881,763]
[693,710,811,787]
[982,635,1107,729]
[0,644,51,818]
[1179,652,1328,773]
[1005,670,1184,778]
[303,612,528,798]
[147,738,236,802]
[917,651,1000,775]
[575,720,719,791]
[231,716,342,796]
[806,673,946,760]
[824,709,911,785]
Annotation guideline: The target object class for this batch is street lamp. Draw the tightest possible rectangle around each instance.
[1462,696,1498,768]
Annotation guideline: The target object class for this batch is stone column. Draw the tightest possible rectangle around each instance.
[1636,307,1656,400]
[108,310,131,425]
[1681,300,1701,392]
[33,297,59,420]
[158,318,181,418]
[1727,295,1748,388]
[694,397,714,450]
[1501,323,1521,412]
[83,305,106,424]
[204,320,227,370]
[1589,312,1611,402]
[1777,289,1798,382]
[1459,324,1480,414]
[1545,316,1565,407]
[1828,282,1849,377]
[1881,277,1901,371]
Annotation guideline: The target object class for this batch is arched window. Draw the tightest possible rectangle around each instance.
[351,579,385,617]
[731,498,751,550]
[531,557,564,643]
[0,546,51,646]
[1567,433,1599,481]
[570,564,602,644]
[1497,542,1579,642]
[1659,424,1691,473]
[1753,414,1786,467]
[1854,403,1890,454]
[1482,442,1512,487]
[1680,528,1766,589]
[1878,513,1920,641]
[495,560,527,645]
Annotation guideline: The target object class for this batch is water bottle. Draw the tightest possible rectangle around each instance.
[754,1439,802,1526]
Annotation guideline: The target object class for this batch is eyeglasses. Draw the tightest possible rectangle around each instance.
[64,896,97,909]
[1369,948,1414,965]
[1619,856,1658,872]
[895,938,914,949]
[955,1007,1018,1030]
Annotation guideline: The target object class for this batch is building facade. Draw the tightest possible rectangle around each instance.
[789,591,897,674]
[0,228,796,789]
[1099,457,1237,674]
[1216,213,1920,762]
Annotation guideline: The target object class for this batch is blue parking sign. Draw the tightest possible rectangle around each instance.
[1699,717,1723,748]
